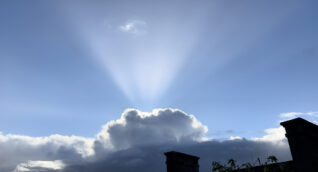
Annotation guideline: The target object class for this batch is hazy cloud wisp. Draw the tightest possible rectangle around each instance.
[280,111,318,118]
[119,20,148,35]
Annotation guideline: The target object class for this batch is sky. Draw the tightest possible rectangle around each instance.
[0,0,318,171]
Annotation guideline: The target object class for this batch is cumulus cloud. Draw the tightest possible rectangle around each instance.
[96,108,208,150]
[0,108,293,172]
[119,20,148,35]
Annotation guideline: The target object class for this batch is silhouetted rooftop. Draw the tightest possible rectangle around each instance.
[281,117,318,129]
[164,151,200,160]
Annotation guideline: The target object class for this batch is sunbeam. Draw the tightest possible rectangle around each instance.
[66,2,207,104]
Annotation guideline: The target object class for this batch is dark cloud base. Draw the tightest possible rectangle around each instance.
[64,139,291,172]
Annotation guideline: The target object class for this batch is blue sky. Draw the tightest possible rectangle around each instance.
[1,1,318,171]
[1,0,318,138]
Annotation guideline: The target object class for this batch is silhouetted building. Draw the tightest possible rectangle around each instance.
[165,151,200,172]
[165,118,318,172]
[281,117,318,172]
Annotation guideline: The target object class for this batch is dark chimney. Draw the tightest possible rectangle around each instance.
[281,117,318,172]
[164,151,200,172]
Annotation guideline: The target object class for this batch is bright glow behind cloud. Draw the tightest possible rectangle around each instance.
[65,2,207,103]
[83,19,199,103]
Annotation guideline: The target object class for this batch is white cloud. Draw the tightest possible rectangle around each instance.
[96,108,208,150]
[229,136,242,140]
[279,111,318,118]
[251,126,286,144]
[279,112,303,118]
[307,111,318,116]
[251,112,318,150]
[119,20,147,35]
[0,133,94,172]
[0,134,95,158]
[13,160,65,172]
